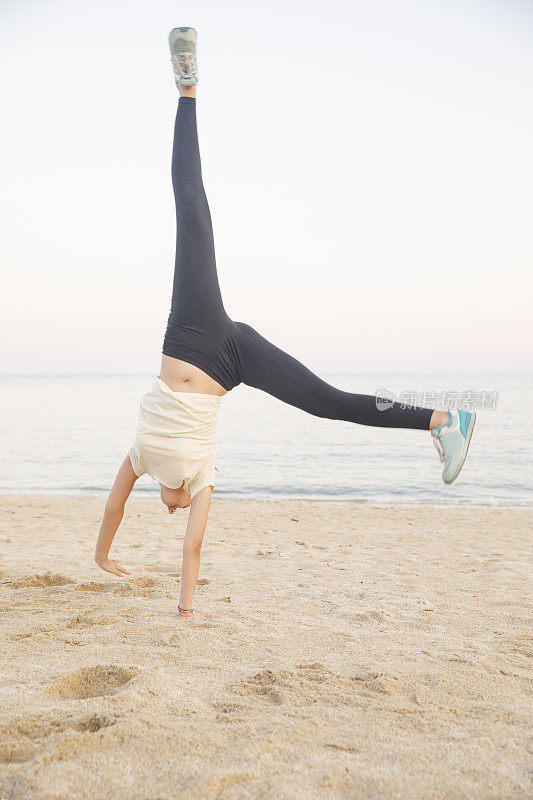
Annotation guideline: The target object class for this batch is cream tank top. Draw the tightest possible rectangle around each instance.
[128,378,221,498]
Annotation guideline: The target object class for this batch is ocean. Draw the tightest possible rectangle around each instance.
[1,373,531,505]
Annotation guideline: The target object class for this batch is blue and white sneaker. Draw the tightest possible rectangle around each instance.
[431,410,476,484]
[169,27,198,87]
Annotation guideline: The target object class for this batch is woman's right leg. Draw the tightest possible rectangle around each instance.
[167,95,226,326]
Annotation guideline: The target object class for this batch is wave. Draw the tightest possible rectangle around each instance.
[0,485,529,507]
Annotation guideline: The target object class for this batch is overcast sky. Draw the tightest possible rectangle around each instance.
[1,0,532,374]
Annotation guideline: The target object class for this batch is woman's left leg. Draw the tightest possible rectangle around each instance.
[234,322,442,430]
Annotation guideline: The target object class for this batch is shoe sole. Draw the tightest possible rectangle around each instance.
[444,412,476,484]
[169,28,197,86]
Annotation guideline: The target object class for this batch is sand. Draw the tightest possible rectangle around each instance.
[0,496,531,800]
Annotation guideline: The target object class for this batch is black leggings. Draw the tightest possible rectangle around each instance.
[163,98,433,430]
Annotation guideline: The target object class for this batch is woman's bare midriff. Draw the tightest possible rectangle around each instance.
[159,354,227,396]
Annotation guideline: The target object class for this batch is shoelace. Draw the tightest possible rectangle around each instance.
[433,435,445,463]
[173,52,196,77]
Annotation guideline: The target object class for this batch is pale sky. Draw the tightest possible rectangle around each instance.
[1,0,532,374]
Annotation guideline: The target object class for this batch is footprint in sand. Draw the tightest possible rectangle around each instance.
[0,712,117,764]
[232,663,336,706]
[76,576,158,597]
[47,665,138,700]
[11,572,75,588]
[232,663,411,708]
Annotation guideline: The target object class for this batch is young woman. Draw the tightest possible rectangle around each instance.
[94,28,476,616]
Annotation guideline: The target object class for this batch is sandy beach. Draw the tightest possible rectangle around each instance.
[0,496,531,800]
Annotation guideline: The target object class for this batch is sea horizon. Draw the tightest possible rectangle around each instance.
[1,372,531,506]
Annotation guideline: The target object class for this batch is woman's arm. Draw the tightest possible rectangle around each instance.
[94,455,138,577]
[179,485,213,612]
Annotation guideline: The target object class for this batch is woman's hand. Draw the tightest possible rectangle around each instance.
[95,555,131,578]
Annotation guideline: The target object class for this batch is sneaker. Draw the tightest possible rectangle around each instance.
[169,27,198,87]
[431,410,476,484]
